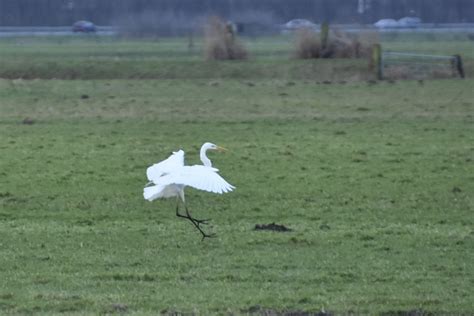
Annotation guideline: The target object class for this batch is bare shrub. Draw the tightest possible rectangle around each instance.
[324,29,378,59]
[293,27,379,60]
[325,29,354,58]
[204,16,248,60]
[293,28,321,59]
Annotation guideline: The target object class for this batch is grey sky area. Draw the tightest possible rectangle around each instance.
[0,0,473,27]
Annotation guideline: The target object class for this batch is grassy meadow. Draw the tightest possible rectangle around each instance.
[0,32,473,80]
[0,33,473,315]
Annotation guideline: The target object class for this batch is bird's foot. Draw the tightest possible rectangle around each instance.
[178,213,210,226]
[190,218,215,240]
[201,232,216,241]
[180,214,215,240]
[193,217,210,225]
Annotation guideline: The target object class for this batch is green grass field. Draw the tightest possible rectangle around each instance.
[0,32,473,80]
[0,34,473,315]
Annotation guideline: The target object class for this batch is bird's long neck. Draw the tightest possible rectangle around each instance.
[200,147,212,167]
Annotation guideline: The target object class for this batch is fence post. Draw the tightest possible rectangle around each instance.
[372,44,383,80]
[453,54,465,79]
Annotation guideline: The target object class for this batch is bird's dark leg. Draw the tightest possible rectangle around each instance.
[175,198,189,220]
[175,199,208,225]
[185,205,210,225]
[175,199,215,240]
[186,213,216,240]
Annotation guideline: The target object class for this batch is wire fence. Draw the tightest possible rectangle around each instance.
[379,51,464,80]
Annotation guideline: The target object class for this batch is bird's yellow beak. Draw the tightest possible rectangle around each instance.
[215,145,228,152]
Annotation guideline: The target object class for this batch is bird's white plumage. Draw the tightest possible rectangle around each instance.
[143,183,183,201]
[153,165,235,194]
[143,143,234,202]
[146,150,184,182]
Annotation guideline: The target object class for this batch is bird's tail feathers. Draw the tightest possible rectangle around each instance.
[143,185,164,201]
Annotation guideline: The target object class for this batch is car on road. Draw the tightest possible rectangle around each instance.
[374,19,399,29]
[281,19,317,33]
[72,20,96,33]
[398,17,421,28]
[374,17,421,29]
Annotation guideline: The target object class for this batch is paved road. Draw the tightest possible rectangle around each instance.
[0,26,117,37]
[310,23,474,33]
[0,24,473,37]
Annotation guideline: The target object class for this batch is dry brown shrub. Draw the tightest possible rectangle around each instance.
[325,29,355,58]
[294,27,379,60]
[204,16,248,60]
[293,28,321,59]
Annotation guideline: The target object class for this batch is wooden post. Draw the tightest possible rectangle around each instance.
[453,54,465,79]
[372,43,383,80]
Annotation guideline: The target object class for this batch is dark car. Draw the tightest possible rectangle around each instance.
[398,17,422,28]
[72,20,96,33]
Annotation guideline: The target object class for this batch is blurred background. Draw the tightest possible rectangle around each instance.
[0,0,473,36]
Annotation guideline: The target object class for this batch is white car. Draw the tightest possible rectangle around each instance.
[374,19,399,29]
[281,19,317,32]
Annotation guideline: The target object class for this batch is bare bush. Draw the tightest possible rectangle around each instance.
[204,16,248,61]
[293,27,379,60]
[293,28,321,59]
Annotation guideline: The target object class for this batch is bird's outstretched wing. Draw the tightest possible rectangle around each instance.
[153,165,235,194]
[146,150,185,182]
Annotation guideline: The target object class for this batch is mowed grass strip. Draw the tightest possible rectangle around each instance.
[0,34,473,80]
[0,78,473,315]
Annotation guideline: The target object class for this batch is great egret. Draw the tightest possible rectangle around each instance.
[143,142,235,239]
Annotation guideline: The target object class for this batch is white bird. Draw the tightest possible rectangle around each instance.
[143,142,235,239]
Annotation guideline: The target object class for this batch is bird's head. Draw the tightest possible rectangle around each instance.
[202,142,227,152]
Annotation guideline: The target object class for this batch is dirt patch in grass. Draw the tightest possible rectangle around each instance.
[22,117,35,125]
[254,223,292,232]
